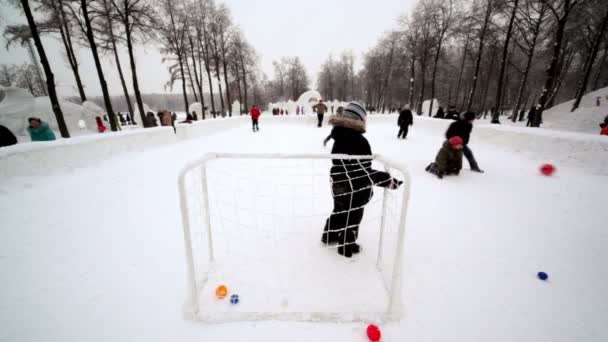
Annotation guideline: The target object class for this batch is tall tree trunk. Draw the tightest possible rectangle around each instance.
[429,24,449,117]
[535,0,576,127]
[571,8,608,112]
[455,37,469,110]
[200,36,215,117]
[184,52,198,102]
[492,0,518,123]
[195,40,206,119]
[408,57,415,106]
[177,52,190,114]
[21,0,68,137]
[241,56,249,111]
[189,35,203,114]
[466,0,493,112]
[56,0,86,102]
[480,48,497,115]
[124,14,145,126]
[592,44,608,91]
[512,4,545,122]
[235,71,243,114]
[24,39,47,96]
[81,0,117,131]
[221,56,232,116]
[214,56,225,115]
[103,0,133,120]
[416,54,427,115]
[111,36,134,121]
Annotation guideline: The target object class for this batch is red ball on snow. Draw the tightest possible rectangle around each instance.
[540,163,556,176]
[366,324,381,341]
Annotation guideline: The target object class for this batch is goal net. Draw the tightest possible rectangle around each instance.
[178,153,411,323]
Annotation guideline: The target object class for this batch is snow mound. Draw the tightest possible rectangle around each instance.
[542,87,608,134]
[420,99,440,116]
[33,96,85,134]
[0,86,36,136]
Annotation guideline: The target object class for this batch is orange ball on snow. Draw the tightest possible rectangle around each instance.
[215,285,228,299]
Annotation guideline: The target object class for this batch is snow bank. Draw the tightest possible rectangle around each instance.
[0,86,36,136]
[366,115,608,175]
[0,127,176,178]
[2,113,607,179]
[537,87,608,134]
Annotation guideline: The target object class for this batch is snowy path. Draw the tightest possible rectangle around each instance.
[1,118,606,341]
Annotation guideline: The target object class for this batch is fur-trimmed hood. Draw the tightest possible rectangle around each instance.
[329,115,366,133]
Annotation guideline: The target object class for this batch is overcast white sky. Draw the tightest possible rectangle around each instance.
[0,0,416,97]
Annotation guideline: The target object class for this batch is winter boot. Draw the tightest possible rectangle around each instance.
[337,243,361,258]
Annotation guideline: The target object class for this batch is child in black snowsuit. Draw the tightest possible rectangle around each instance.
[425,136,464,179]
[321,101,402,257]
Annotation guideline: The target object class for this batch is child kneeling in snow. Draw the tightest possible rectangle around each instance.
[425,136,464,179]
[322,101,402,258]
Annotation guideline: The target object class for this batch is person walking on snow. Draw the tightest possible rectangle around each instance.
[250,105,261,132]
[313,99,328,127]
[425,136,464,179]
[95,116,107,133]
[446,111,484,173]
[321,101,402,258]
[397,105,413,139]
[27,117,56,141]
[323,106,344,146]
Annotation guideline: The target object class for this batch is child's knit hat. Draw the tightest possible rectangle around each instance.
[342,101,367,122]
[449,136,463,147]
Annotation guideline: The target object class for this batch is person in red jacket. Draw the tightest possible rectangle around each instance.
[600,115,608,135]
[250,105,261,132]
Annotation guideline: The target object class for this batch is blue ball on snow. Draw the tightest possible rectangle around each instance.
[537,272,549,281]
[230,294,239,304]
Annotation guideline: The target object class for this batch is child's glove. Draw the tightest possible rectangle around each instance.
[437,172,444,179]
[389,178,403,189]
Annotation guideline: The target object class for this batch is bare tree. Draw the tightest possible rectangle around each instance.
[78,0,118,131]
[12,0,69,137]
[428,0,454,116]
[111,0,155,125]
[511,0,548,121]
[466,0,495,112]
[571,2,608,112]
[157,0,189,114]
[533,0,581,127]
[491,0,519,123]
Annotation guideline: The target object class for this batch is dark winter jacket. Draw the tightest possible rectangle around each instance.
[145,113,158,127]
[0,125,18,147]
[398,109,413,127]
[328,122,393,198]
[445,110,459,120]
[446,119,473,145]
[27,122,56,141]
[434,108,445,119]
[435,140,463,174]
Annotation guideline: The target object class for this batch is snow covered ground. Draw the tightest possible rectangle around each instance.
[476,87,608,135]
[1,116,607,341]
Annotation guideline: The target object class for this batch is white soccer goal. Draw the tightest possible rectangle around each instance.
[178,153,411,323]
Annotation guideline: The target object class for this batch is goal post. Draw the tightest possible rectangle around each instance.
[178,153,411,323]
